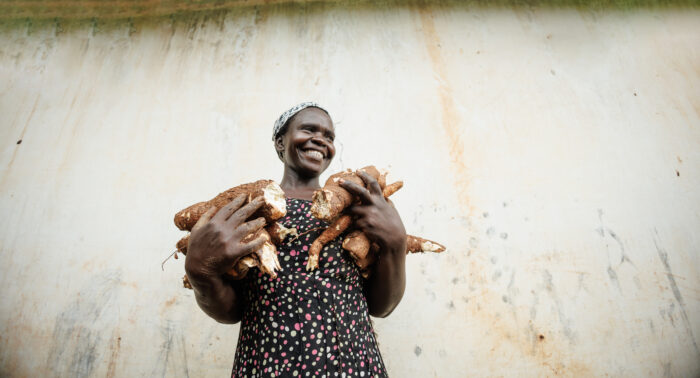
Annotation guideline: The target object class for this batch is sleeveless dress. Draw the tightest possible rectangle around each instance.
[232,198,388,377]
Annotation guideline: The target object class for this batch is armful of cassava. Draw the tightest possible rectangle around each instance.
[339,170,408,318]
[184,195,268,323]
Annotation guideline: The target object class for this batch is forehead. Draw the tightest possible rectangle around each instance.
[289,107,334,129]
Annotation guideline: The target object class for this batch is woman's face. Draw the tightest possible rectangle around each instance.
[276,107,336,178]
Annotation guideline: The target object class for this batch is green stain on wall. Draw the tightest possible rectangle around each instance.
[0,0,698,22]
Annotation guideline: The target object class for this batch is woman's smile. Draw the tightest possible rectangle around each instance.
[299,148,325,162]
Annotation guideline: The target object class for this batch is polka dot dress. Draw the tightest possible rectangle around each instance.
[232,198,388,378]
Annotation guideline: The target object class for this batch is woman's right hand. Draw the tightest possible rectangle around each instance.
[185,194,268,280]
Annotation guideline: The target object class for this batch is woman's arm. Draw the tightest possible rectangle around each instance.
[340,172,407,318]
[185,195,267,324]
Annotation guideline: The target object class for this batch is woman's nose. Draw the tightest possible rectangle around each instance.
[310,135,327,145]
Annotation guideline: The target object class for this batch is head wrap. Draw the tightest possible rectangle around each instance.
[272,102,330,141]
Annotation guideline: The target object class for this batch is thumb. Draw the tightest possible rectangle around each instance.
[191,206,216,233]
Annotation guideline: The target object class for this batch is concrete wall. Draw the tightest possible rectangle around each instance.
[1,3,699,377]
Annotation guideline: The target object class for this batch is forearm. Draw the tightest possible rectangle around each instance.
[365,243,407,318]
[186,261,245,324]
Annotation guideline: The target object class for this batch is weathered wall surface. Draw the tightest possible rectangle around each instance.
[1,3,699,377]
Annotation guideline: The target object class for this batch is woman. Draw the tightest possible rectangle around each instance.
[185,102,407,377]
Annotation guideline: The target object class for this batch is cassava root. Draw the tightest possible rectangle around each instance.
[173,180,289,286]
[306,166,445,275]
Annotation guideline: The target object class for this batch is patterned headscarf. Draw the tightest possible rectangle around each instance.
[272,102,330,141]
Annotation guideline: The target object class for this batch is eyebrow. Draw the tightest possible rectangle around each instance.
[300,123,334,134]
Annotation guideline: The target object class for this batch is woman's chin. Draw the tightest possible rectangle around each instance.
[298,161,329,177]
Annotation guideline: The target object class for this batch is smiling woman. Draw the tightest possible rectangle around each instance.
[273,104,336,197]
[185,102,407,377]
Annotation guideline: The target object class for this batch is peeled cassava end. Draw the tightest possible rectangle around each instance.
[266,222,298,245]
[255,182,287,221]
[406,235,446,254]
[227,255,259,280]
[310,189,334,221]
[242,229,282,279]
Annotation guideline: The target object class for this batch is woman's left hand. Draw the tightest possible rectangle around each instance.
[339,170,407,254]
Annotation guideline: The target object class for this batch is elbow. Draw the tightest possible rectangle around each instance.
[369,308,394,318]
[214,315,241,325]
[368,300,401,318]
[202,306,242,325]
[195,294,243,325]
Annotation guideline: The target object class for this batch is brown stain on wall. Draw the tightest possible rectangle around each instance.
[417,10,592,372]
[417,7,472,214]
[105,333,121,378]
[463,273,593,376]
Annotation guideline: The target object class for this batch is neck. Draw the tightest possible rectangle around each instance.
[280,166,321,200]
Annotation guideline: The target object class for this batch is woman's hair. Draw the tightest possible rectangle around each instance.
[273,102,331,160]
[272,102,331,141]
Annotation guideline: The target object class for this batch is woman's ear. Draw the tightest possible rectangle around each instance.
[274,136,285,161]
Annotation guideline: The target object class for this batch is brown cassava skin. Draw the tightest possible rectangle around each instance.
[342,233,445,257]
[341,233,445,279]
[306,215,353,271]
[342,230,370,261]
[174,180,285,231]
[382,181,403,198]
[176,235,189,255]
[310,166,383,222]
[176,221,289,283]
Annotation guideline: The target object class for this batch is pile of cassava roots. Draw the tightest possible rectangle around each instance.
[172,166,445,288]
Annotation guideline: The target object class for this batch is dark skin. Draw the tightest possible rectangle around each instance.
[185,107,407,323]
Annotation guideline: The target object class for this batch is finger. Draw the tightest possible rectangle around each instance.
[227,196,265,226]
[347,205,369,218]
[354,218,371,231]
[240,235,268,254]
[237,217,266,237]
[191,207,216,233]
[339,179,373,204]
[213,195,247,222]
[357,170,383,196]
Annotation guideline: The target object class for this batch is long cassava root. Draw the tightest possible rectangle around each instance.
[174,180,286,231]
[173,180,292,286]
[306,166,446,274]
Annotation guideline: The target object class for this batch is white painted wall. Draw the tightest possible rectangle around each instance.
[1,4,698,377]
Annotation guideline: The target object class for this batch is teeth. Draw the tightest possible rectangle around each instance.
[303,150,323,160]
